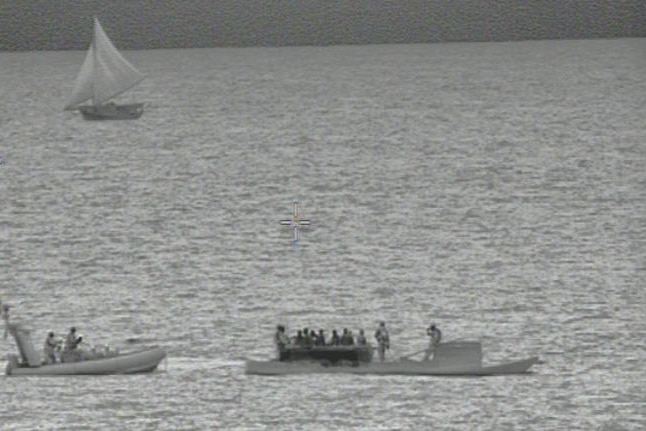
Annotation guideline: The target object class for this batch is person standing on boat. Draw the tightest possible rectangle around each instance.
[64,327,82,352]
[274,325,290,350]
[43,331,60,364]
[356,329,367,346]
[374,321,390,361]
[1,304,9,340]
[424,323,442,361]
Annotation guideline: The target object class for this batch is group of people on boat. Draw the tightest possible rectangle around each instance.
[275,321,442,362]
[0,300,124,367]
[43,327,84,364]
[275,325,369,349]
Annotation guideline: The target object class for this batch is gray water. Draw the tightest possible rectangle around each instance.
[0,39,645,430]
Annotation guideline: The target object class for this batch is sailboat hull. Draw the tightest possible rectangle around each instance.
[79,103,144,120]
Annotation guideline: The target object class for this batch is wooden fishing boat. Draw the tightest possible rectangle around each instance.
[246,341,539,376]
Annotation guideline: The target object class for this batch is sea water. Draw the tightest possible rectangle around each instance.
[0,38,644,430]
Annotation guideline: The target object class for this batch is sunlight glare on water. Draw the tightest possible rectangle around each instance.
[0,39,645,430]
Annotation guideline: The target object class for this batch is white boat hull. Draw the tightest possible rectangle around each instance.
[6,347,166,376]
[245,356,539,376]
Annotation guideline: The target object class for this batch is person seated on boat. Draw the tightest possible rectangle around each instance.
[356,329,367,346]
[328,329,341,346]
[424,323,442,361]
[293,329,306,346]
[375,321,390,361]
[314,329,326,346]
[340,328,349,345]
[302,328,313,347]
[341,328,355,346]
[43,331,60,364]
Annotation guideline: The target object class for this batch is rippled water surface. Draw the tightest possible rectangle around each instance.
[1,39,645,430]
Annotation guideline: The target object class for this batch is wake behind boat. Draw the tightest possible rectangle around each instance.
[64,17,146,120]
[245,324,540,376]
[5,323,166,376]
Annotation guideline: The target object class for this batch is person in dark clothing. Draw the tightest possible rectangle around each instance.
[294,329,305,346]
[356,329,367,346]
[341,328,354,345]
[303,329,313,347]
[314,329,326,346]
[328,329,340,346]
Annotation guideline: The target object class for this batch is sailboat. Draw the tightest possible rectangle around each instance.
[64,17,146,120]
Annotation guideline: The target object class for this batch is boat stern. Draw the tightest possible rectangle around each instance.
[5,354,20,375]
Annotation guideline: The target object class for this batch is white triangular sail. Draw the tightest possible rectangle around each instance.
[64,17,145,110]
[64,44,95,110]
[91,18,146,105]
